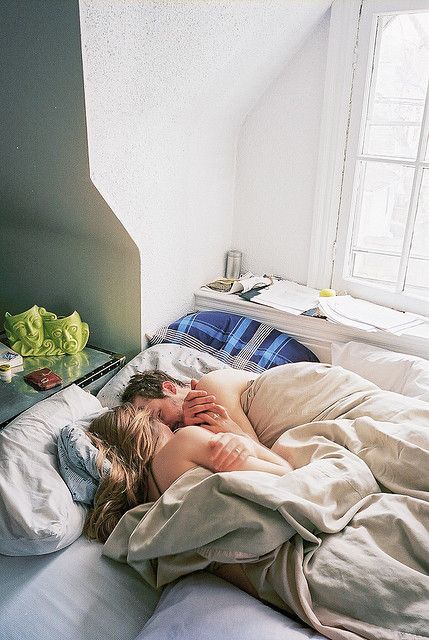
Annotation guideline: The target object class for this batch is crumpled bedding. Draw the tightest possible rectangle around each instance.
[103,363,429,640]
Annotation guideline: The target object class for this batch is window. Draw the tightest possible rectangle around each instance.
[309,0,429,316]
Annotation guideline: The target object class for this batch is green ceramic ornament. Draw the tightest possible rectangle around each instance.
[4,307,89,356]
[4,305,57,356]
[42,311,89,355]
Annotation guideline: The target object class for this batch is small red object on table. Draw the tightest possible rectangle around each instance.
[24,368,63,391]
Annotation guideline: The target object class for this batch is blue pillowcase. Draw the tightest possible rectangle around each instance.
[149,311,318,373]
[57,413,111,505]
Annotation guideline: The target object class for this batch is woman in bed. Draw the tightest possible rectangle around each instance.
[84,404,292,596]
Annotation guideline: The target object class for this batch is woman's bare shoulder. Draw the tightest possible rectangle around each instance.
[171,425,212,446]
[150,427,211,493]
[157,426,210,459]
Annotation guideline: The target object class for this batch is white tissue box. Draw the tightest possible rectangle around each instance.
[0,342,23,368]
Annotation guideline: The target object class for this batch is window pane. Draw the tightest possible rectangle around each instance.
[352,251,399,285]
[363,13,429,159]
[405,258,429,293]
[352,161,414,257]
[405,169,429,293]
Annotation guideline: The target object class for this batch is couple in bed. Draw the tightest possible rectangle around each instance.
[85,366,288,596]
[84,364,429,638]
[84,367,291,535]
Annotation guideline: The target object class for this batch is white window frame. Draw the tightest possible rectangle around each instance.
[308,0,429,316]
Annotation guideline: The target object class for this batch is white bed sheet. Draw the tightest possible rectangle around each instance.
[0,535,159,640]
[6,340,416,640]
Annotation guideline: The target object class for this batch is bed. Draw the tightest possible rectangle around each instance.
[1,310,428,640]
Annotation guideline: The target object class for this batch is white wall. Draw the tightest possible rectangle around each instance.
[233,11,331,284]
[79,0,331,340]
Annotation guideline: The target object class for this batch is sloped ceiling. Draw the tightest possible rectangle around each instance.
[80,0,332,237]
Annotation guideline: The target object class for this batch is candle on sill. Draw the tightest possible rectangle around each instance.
[225,250,242,279]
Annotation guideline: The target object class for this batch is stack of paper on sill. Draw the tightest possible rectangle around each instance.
[252,280,320,315]
[203,272,272,295]
[318,295,425,334]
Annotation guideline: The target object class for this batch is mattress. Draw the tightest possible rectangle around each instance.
[4,338,417,640]
[0,535,159,640]
[0,343,325,640]
[0,533,323,640]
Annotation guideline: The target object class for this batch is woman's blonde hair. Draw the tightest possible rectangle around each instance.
[83,404,162,543]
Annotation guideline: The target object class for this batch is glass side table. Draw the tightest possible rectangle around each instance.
[0,341,125,429]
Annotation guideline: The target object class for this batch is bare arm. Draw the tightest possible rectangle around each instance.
[207,432,293,474]
[153,426,291,491]
[190,426,290,475]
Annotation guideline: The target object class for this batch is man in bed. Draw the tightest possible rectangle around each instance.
[121,369,260,442]
[121,359,429,455]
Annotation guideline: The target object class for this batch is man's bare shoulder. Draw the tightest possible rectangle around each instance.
[196,369,258,392]
[195,369,260,441]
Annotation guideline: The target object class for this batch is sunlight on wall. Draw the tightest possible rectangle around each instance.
[234,12,330,284]
[79,0,332,338]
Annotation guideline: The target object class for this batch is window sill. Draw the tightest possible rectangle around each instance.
[194,289,429,363]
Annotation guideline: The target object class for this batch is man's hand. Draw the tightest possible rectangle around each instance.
[182,381,226,427]
[208,433,255,471]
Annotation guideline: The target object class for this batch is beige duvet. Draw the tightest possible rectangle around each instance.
[104,363,429,640]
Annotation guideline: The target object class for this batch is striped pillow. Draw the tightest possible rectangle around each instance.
[149,311,318,373]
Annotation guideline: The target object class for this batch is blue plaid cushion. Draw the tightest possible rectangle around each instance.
[149,311,318,373]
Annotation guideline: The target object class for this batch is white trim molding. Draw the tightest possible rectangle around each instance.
[332,0,429,316]
[194,289,429,363]
[307,0,363,290]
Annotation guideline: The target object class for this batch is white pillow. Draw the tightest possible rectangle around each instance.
[97,343,229,408]
[331,341,429,401]
[138,572,323,640]
[0,384,103,556]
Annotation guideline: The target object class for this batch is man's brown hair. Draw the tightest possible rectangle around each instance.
[121,370,187,404]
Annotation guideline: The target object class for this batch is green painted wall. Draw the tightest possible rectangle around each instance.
[0,0,141,360]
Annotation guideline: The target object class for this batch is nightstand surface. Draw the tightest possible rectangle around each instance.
[0,344,124,429]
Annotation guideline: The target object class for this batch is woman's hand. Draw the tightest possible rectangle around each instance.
[197,408,245,436]
[208,433,256,471]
